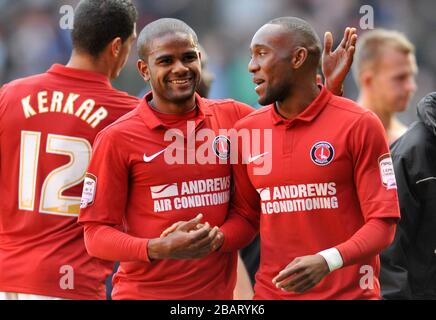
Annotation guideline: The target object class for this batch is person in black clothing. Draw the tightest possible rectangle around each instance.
[380,92,436,299]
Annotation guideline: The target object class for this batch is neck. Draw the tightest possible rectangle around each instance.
[149,94,197,115]
[66,50,112,79]
[276,80,320,119]
[358,92,392,131]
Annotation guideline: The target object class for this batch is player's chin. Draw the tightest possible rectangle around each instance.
[394,101,409,112]
[257,94,274,106]
[170,89,196,103]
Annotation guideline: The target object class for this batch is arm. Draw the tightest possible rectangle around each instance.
[0,85,6,163]
[216,132,261,252]
[273,218,396,293]
[274,112,400,293]
[79,131,218,262]
[84,216,218,262]
[159,130,261,253]
[322,27,357,95]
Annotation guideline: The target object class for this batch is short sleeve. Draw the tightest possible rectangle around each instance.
[350,111,400,221]
[78,129,129,226]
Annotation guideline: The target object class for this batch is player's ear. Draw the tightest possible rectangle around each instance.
[197,50,202,64]
[292,47,308,69]
[137,59,150,82]
[110,37,123,58]
[361,70,372,88]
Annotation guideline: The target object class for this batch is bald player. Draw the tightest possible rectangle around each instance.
[0,0,138,300]
[230,17,400,299]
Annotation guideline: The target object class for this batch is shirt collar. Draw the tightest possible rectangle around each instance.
[138,91,212,130]
[271,85,332,126]
[47,64,112,87]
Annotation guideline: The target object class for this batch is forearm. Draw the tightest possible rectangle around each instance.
[219,212,259,252]
[319,218,397,270]
[84,223,150,262]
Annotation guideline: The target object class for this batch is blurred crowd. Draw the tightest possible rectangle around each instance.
[0,0,435,124]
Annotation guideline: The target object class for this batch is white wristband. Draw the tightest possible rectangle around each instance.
[317,248,343,272]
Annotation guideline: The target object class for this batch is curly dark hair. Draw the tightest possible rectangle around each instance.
[72,0,137,58]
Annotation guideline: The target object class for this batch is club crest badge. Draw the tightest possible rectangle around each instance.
[212,135,230,159]
[310,141,334,166]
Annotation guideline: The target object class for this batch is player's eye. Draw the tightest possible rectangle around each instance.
[184,54,198,62]
[158,58,172,65]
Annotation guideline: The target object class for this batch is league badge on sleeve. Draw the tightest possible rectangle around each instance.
[378,154,397,190]
[80,173,97,208]
[310,141,334,166]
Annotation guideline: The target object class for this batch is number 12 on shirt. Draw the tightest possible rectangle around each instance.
[18,130,91,216]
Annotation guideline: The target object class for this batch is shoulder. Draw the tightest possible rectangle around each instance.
[326,95,371,119]
[234,105,272,129]
[1,73,48,94]
[201,97,255,119]
[104,87,139,106]
[327,96,386,133]
[97,105,141,138]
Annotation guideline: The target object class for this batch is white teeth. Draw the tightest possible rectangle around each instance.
[170,79,189,84]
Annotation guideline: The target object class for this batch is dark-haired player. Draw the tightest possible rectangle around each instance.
[232,17,400,299]
[0,0,138,300]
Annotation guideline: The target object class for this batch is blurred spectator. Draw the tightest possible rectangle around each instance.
[352,29,417,143]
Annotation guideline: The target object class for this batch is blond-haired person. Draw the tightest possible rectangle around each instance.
[353,29,417,144]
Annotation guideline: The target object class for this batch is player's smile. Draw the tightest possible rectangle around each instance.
[253,77,266,94]
[167,76,194,88]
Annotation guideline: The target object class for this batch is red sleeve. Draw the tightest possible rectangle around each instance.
[78,128,128,225]
[0,85,6,133]
[219,128,261,252]
[84,223,150,262]
[336,218,397,266]
[349,111,400,220]
[0,85,7,166]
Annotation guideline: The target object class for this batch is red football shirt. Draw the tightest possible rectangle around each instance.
[0,64,139,299]
[232,86,400,299]
[78,92,255,299]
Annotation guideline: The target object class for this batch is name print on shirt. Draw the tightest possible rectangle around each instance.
[21,90,108,128]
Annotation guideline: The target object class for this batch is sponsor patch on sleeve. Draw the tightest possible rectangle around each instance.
[80,173,97,209]
[378,154,397,190]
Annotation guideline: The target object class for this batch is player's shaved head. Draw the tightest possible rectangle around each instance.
[267,17,322,69]
[137,18,199,61]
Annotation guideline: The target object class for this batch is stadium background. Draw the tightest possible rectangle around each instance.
[0,0,435,125]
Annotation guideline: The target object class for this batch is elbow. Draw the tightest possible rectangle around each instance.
[83,224,101,258]
[381,219,398,250]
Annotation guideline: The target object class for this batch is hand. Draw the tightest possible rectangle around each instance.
[210,227,224,251]
[149,214,221,259]
[160,214,224,251]
[322,27,357,95]
[272,254,330,293]
[160,213,202,237]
